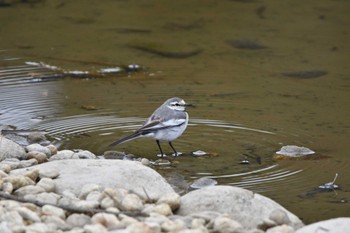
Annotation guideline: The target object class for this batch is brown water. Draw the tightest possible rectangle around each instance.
[1,0,350,224]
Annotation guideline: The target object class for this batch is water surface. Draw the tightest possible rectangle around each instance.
[1,0,349,224]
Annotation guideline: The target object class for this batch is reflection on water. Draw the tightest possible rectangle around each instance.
[1,0,350,224]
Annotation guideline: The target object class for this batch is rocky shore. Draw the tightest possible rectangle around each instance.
[0,134,349,233]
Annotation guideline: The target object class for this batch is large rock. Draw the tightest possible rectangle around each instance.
[0,136,26,162]
[296,217,350,233]
[10,159,174,200]
[176,185,304,230]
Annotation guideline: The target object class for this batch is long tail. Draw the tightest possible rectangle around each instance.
[108,131,142,147]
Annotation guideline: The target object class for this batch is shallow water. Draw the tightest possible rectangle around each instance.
[1,0,350,224]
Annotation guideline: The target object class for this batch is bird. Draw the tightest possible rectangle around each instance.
[109,97,192,157]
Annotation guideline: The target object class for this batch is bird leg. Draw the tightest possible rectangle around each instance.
[169,142,179,156]
[156,140,165,157]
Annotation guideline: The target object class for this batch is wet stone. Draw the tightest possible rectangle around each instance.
[190,177,218,189]
[27,132,46,144]
[26,143,52,157]
[276,145,315,157]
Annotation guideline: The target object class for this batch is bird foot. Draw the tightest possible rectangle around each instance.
[157,154,167,158]
[172,152,183,157]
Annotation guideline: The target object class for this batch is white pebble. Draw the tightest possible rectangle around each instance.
[266,224,295,233]
[152,203,172,216]
[91,212,122,230]
[66,213,92,228]
[121,193,144,211]
[156,192,181,211]
[79,184,101,199]
[37,178,56,192]
[213,215,244,233]
[84,223,108,233]
[14,185,45,196]
[42,204,66,219]
[16,206,41,222]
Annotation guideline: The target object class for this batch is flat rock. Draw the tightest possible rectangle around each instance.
[295,217,350,233]
[10,159,174,200]
[0,136,26,162]
[176,185,304,230]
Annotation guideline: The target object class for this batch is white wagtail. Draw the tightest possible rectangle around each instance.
[109,97,192,157]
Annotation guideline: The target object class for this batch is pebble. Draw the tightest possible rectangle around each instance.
[3,175,35,190]
[0,170,8,178]
[49,150,74,160]
[266,224,295,233]
[121,193,144,211]
[16,206,41,222]
[2,181,13,194]
[152,203,173,216]
[19,158,38,168]
[14,185,45,196]
[27,132,47,144]
[127,222,154,233]
[79,184,101,199]
[156,192,181,211]
[91,212,122,230]
[213,215,244,233]
[84,223,108,233]
[269,209,291,225]
[24,169,39,182]
[26,151,48,163]
[42,204,66,219]
[39,169,59,179]
[42,215,70,231]
[26,143,52,157]
[37,178,56,192]
[46,145,58,156]
[34,192,61,205]
[66,213,92,228]
[0,164,11,173]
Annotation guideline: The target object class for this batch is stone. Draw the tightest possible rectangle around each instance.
[3,174,36,190]
[74,149,96,159]
[46,145,58,156]
[121,193,144,211]
[37,178,56,192]
[86,190,103,202]
[39,169,59,179]
[0,170,8,178]
[24,169,39,182]
[25,222,52,233]
[157,192,181,211]
[20,158,38,168]
[127,222,154,233]
[84,224,108,233]
[49,150,74,160]
[0,222,12,233]
[91,212,122,230]
[42,215,70,230]
[0,164,11,173]
[0,136,26,161]
[66,213,92,228]
[26,143,52,157]
[74,200,100,211]
[79,184,101,199]
[11,160,174,200]
[161,219,186,232]
[100,196,115,209]
[266,224,295,233]
[119,214,139,226]
[42,204,66,219]
[2,182,13,194]
[27,132,46,144]
[0,210,24,225]
[295,217,350,233]
[177,186,304,230]
[33,192,61,205]
[14,185,45,196]
[1,158,22,170]
[269,209,291,225]
[26,151,48,164]
[213,215,244,233]
[16,206,41,223]
[152,203,172,216]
